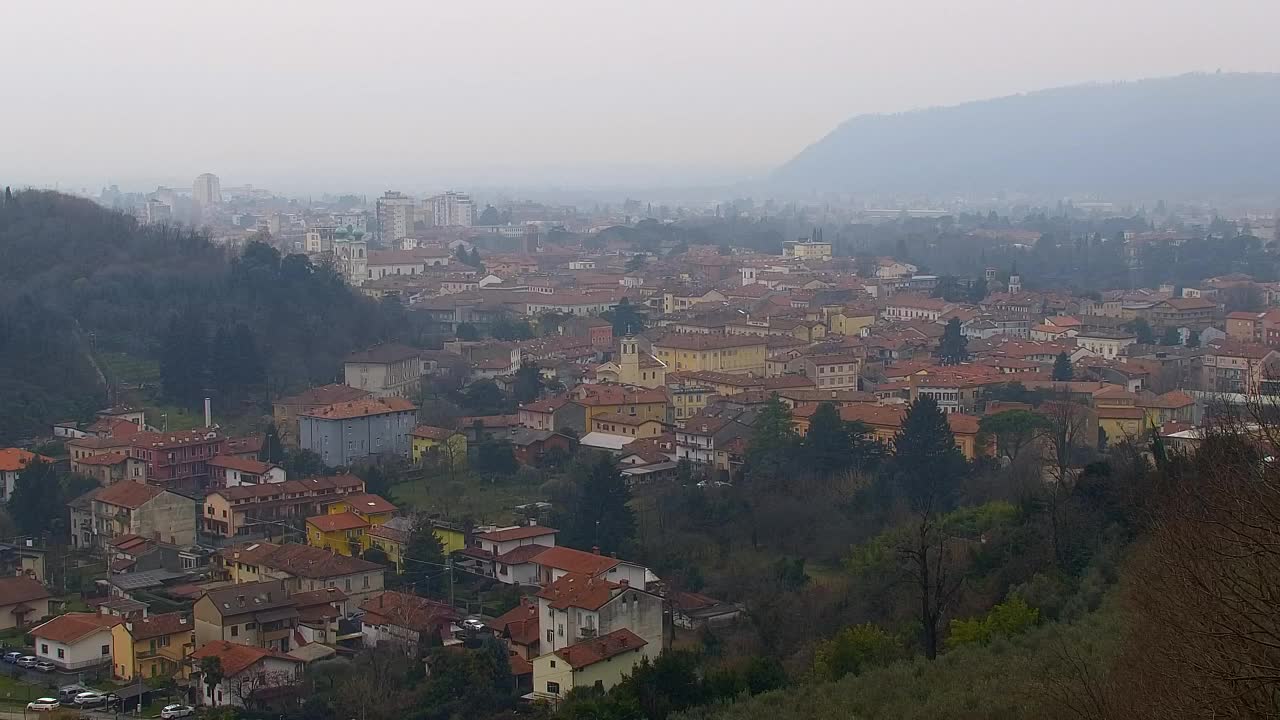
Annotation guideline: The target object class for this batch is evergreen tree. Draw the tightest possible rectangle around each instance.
[803,402,852,475]
[513,361,542,404]
[9,459,62,537]
[936,318,968,366]
[890,397,968,660]
[1187,329,1201,348]
[565,455,636,554]
[209,325,237,399]
[259,423,285,465]
[968,276,988,303]
[1160,326,1182,346]
[159,313,208,408]
[230,322,265,391]
[1052,352,1074,381]
[744,394,796,485]
[402,515,446,596]
[469,248,482,267]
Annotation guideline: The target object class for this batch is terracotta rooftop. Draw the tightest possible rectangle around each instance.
[359,591,458,633]
[126,611,192,641]
[475,525,558,543]
[277,384,373,408]
[553,628,647,669]
[209,455,277,474]
[0,576,51,607]
[345,343,422,364]
[32,612,121,643]
[530,546,619,576]
[537,572,625,611]
[306,512,369,533]
[410,425,458,441]
[301,397,417,420]
[94,482,164,510]
[0,449,53,472]
[190,640,300,676]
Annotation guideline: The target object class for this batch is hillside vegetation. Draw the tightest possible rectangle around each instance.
[0,190,413,441]
[773,73,1280,197]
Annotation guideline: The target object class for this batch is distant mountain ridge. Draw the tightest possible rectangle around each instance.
[772,73,1280,197]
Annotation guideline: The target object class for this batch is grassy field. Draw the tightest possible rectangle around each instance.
[97,351,160,387]
[388,471,546,525]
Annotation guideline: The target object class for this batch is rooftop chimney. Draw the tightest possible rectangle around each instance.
[204,398,212,428]
[592,546,600,555]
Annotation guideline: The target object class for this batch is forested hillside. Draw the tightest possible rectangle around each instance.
[0,190,413,441]
[773,73,1280,197]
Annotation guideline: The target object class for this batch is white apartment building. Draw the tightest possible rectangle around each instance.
[430,192,474,227]
[376,192,416,243]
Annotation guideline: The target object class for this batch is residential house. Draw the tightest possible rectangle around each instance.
[571,385,669,427]
[0,449,53,501]
[298,397,417,467]
[201,475,365,542]
[127,429,227,488]
[671,591,744,629]
[1075,331,1137,360]
[882,295,954,322]
[272,385,372,447]
[32,612,121,671]
[536,572,664,656]
[488,597,540,660]
[190,640,303,708]
[111,612,195,681]
[217,542,385,605]
[1202,341,1280,394]
[800,354,861,390]
[518,397,587,435]
[457,524,559,584]
[72,452,147,487]
[651,333,768,375]
[208,456,285,488]
[1137,391,1199,428]
[1145,297,1217,331]
[0,576,52,630]
[410,426,468,466]
[674,414,751,471]
[531,628,648,700]
[589,414,665,439]
[507,429,578,466]
[77,482,197,550]
[305,493,396,557]
[343,344,423,398]
[359,591,459,656]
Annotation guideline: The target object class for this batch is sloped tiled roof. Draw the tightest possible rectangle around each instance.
[33,612,121,643]
[190,640,300,676]
[553,628,646,669]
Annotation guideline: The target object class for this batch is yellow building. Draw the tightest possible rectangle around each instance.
[110,612,195,681]
[827,306,877,336]
[571,385,669,427]
[593,337,667,389]
[651,333,768,375]
[306,493,397,557]
[590,413,666,438]
[782,240,832,261]
[410,426,468,465]
[361,518,466,572]
[531,629,650,700]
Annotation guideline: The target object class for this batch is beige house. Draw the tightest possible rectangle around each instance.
[74,482,197,550]
[531,628,648,700]
[218,541,385,605]
[343,344,422,398]
[0,576,52,630]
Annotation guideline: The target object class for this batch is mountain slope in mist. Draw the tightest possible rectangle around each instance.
[773,73,1280,196]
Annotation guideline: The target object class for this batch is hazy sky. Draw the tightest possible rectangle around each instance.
[4,0,1278,193]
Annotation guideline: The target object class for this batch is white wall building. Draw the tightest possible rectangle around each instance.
[430,191,474,227]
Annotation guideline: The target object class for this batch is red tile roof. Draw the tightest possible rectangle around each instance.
[72,451,130,467]
[0,576,51,607]
[306,512,368,533]
[0,449,53,472]
[553,628,647,669]
[209,455,276,474]
[190,640,300,676]
[536,572,622,611]
[531,546,619,576]
[94,481,164,509]
[475,525,558,543]
[301,397,417,420]
[126,612,192,641]
[341,494,397,514]
[410,426,458,441]
[32,612,121,643]
[359,591,458,633]
[277,384,374,407]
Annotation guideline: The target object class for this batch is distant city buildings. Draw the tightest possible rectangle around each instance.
[430,191,474,228]
[193,173,222,206]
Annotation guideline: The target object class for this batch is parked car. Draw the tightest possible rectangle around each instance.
[16,655,37,668]
[57,685,89,704]
[461,617,486,632]
[34,660,55,672]
[27,698,60,712]
[73,691,108,707]
[160,704,195,719]
[2,651,21,663]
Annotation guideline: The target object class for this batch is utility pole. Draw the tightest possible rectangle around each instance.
[447,559,454,609]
